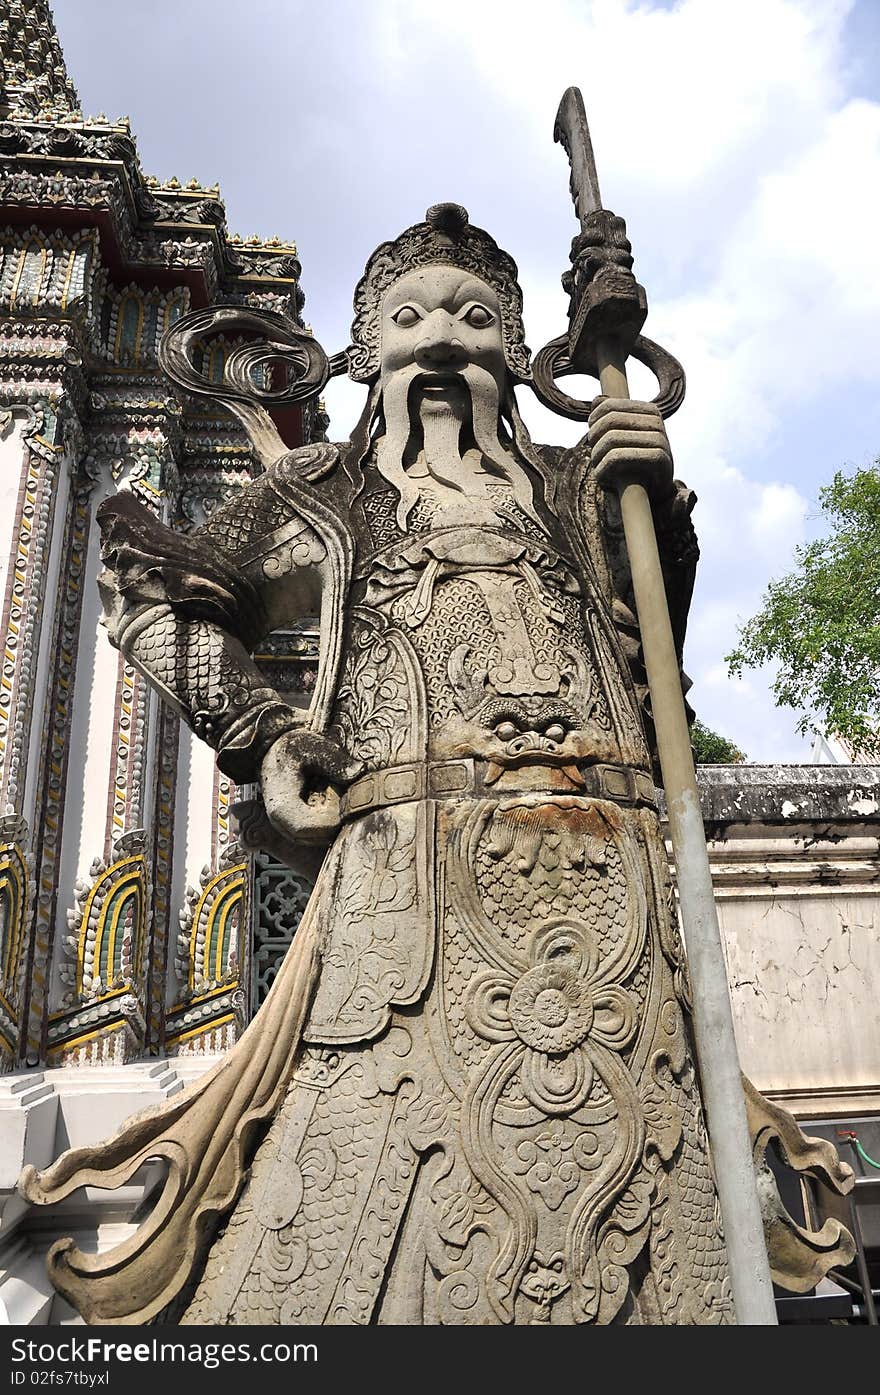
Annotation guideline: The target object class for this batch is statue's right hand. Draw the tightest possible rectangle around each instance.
[588,397,674,502]
[259,729,357,846]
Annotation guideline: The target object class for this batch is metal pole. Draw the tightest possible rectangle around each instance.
[840,1142,879,1326]
[847,1192,879,1325]
[597,338,778,1325]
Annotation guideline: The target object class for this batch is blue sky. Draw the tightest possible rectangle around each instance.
[54,0,880,761]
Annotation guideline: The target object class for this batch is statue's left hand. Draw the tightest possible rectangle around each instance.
[588,397,674,501]
[260,729,358,846]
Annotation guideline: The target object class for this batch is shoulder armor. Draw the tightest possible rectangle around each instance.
[195,445,341,562]
[194,472,294,560]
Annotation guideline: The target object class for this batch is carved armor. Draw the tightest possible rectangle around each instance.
[96,426,731,1324]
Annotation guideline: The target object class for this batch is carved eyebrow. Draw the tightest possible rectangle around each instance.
[452,280,498,307]
[386,298,426,316]
[456,298,495,316]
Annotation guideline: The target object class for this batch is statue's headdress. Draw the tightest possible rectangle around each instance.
[347,203,531,383]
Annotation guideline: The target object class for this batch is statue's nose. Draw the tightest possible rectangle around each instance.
[415,312,467,366]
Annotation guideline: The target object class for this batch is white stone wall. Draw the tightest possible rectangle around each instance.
[0,413,28,641]
[0,1056,220,1324]
[690,765,880,1118]
[21,453,70,833]
[50,470,117,1006]
[713,830,880,1116]
[0,406,80,1064]
[0,408,74,828]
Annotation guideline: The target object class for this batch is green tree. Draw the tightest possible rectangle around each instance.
[690,718,746,764]
[726,464,880,759]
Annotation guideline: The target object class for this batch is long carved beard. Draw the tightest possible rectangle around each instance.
[374,363,542,530]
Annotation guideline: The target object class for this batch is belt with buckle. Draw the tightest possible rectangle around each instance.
[340,758,657,820]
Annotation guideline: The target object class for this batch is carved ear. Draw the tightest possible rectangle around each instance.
[159,306,338,467]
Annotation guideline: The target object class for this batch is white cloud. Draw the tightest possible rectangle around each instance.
[747,482,808,558]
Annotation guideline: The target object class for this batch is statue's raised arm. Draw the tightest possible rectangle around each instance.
[96,304,359,847]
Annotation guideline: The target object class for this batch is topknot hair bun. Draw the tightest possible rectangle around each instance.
[425,203,469,240]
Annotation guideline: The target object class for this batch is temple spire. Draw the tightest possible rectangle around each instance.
[0,0,80,121]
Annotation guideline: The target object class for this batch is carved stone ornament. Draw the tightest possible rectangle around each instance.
[20,205,848,1324]
[742,1075,856,1292]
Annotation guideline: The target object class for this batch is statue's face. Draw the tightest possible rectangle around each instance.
[380,265,506,402]
[373,262,535,532]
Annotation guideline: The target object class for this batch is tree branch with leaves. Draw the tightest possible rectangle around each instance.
[727,465,880,760]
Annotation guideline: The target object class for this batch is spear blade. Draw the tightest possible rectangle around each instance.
[554,86,603,229]
[554,86,645,372]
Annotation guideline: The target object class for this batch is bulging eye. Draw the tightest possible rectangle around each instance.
[462,304,495,328]
[391,305,422,327]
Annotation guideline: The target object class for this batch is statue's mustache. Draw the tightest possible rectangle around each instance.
[384,360,486,400]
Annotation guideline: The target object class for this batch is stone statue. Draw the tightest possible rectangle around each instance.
[20,203,854,1325]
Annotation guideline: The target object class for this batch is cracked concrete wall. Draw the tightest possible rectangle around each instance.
[694,765,880,1118]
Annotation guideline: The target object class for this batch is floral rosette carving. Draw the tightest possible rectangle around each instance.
[459,915,648,1322]
[466,921,636,1116]
[448,801,656,1323]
